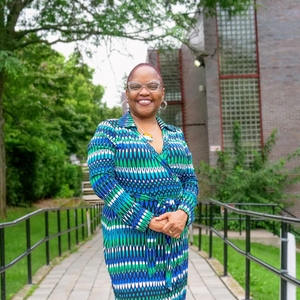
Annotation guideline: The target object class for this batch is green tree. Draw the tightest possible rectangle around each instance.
[4,42,120,206]
[0,0,252,217]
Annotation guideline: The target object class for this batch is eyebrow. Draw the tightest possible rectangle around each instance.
[127,80,161,84]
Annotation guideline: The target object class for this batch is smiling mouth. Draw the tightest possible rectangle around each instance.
[137,100,152,105]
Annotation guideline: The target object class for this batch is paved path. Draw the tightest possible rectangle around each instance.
[26,231,238,300]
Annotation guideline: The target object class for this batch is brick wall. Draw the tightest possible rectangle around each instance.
[257,0,300,216]
[200,2,300,215]
[203,16,223,167]
[180,12,210,167]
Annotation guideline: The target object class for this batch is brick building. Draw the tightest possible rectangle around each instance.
[146,0,300,216]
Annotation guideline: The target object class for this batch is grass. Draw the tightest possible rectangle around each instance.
[194,234,300,300]
[0,205,98,299]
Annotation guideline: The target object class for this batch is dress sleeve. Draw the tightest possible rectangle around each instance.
[177,133,199,226]
[87,121,154,232]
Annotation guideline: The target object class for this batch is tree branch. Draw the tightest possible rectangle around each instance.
[13,21,169,49]
[6,0,33,34]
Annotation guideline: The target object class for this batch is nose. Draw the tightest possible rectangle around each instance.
[139,86,150,94]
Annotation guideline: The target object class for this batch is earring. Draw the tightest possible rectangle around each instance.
[159,100,167,111]
[122,99,129,111]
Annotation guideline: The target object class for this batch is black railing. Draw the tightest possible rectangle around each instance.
[0,203,103,300]
[193,199,300,300]
[197,202,279,237]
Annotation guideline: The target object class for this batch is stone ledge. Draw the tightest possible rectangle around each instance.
[190,245,246,300]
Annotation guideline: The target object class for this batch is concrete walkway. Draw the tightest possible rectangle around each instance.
[24,231,238,300]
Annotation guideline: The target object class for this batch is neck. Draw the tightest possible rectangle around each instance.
[131,114,157,125]
[131,114,158,143]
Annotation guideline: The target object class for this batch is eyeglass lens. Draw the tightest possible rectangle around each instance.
[128,81,160,93]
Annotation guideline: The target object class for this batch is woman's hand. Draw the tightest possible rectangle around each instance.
[155,210,188,239]
[148,217,168,233]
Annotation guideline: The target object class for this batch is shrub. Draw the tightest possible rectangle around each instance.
[6,140,67,205]
[60,163,83,198]
[197,122,300,208]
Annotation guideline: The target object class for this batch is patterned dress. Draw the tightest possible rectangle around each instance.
[87,112,199,300]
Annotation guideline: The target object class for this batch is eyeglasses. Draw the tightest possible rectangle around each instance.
[127,80,161,93]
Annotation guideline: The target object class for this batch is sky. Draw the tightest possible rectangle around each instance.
[52,40,149,108]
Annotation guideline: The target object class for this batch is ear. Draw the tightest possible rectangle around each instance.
[161,88,165,100]
[126,89,129,99]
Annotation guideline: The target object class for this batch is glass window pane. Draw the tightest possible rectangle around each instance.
[217,2,258,75]
[220,78,261,163]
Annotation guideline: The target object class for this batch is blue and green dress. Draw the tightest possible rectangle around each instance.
[87,112,199,300]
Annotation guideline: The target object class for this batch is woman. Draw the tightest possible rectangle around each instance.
[87,63,199,300]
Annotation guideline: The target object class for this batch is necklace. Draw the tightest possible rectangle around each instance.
[134,120,158,143]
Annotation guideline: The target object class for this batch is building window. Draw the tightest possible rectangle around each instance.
[217,1,262,163]
[147,49,184,130]
[221,78,261,160]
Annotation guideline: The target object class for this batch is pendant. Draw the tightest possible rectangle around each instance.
[143,133,153,143]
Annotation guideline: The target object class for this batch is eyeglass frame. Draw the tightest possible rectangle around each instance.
[127,80,162,93]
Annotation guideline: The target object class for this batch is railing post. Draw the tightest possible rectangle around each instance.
[272,206,276,235]
[280,222,288,300]
[209,202,213,259]
[45,211,50,265]
[81,208,85,240]
[245,214,251,300]
[89,207,93,234]
[57,210,62,257]
[223,207,228,277]
[198,202,202,251]
[98,203,101,225]
[205,204,208,235]
[75,209,79,245]
[67,209,71,251]
[0,227,6,300]
[239,214,242,236]
[26,219,32,284]
[86,209,91,236]
[93,205,97,230]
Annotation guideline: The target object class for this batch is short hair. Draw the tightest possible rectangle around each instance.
[127,63,164,87]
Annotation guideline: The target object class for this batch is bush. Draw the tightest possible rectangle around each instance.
[6,137,83,206]
[6,165,24,207]
[6,140,66,205]
[60,163,83,198]
[197,122,300,208]
[33,142,67,200]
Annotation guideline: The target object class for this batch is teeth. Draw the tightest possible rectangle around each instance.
[139,100,151,103]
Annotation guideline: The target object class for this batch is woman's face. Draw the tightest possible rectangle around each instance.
[126,65,165,119]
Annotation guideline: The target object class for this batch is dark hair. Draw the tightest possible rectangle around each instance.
[127,63,164,86]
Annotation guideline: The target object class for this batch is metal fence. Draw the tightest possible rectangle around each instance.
[0,203,103,300]
[193,199,300,300]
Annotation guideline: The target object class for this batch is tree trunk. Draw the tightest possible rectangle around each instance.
[0,70,6,219]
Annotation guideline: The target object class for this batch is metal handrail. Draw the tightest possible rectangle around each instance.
[193,199,300,300]
[0,203,103,300]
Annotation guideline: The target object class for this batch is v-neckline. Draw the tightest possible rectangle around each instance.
[136,126,166,155]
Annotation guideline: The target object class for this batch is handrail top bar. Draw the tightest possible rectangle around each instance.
[0,204,100,228]
[202,198,300,224]
[200,201,278,207]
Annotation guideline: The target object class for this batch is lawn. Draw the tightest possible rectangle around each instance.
[0,204,99,299]
[194,234,300,300]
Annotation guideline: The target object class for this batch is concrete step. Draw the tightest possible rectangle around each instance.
[82,194,103,203]
[83,172,89,181]
[82,188,95,195]
[82,181,92,188]
[81,169,103,204]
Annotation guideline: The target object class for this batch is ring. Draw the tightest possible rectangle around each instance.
[169,230,173,234]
